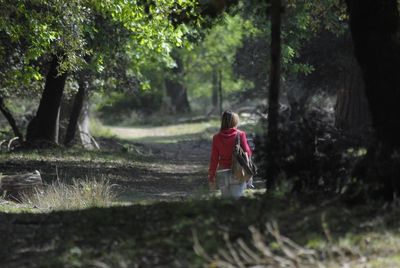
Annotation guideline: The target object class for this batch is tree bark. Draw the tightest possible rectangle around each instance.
[335,56,371,134]
[0,96,24,142]
[345,0,400,198]
[345,0,400,148]
[26,55,67,144]
[0,171,43,201]
[212,67,218,110]
[64,75,87,146]
[266,0,283,190]
[78,94,94,149]
[165,52,191,113]
[218,69,223,115]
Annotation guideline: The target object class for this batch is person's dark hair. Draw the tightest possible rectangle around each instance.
[220,110,239,130]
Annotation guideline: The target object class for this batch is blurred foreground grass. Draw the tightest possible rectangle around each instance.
[1,195,400,267]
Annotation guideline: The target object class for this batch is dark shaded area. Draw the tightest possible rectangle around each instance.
[345,0,400,199]
[0,196,397,267]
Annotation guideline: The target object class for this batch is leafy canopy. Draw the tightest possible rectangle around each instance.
[0,0,199,96]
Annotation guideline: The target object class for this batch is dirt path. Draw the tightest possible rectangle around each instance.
[104,123,223,202]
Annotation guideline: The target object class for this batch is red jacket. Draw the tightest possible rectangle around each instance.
[208,128,252,182]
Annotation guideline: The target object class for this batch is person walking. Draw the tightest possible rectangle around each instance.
[208,110,253,198]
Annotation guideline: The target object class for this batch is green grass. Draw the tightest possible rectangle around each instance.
[0,147,146,168]
[0,199,35,213]
[89,117,115,138]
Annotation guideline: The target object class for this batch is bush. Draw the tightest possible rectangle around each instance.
[255,107,368,194]
[96,91,163,125]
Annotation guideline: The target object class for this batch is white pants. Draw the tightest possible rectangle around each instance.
[216,169,246,199]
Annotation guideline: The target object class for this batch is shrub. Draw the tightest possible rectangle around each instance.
[255,107,369,194]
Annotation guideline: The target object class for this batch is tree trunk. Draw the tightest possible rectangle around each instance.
[165,52,191,113]
[0,171,43,201]
[0,96,24,142]
[78,94,94,149]
[266,0,283,190]
[218,69,223,115]
[345,0,400,148]
[64,75,87,146]
[26,55,67,144]
[55,106,60,144]
[345,0,400,198]
[212,67,218,110]
[335,56,371,134]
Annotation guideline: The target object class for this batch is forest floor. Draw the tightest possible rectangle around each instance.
[1,119,400,267]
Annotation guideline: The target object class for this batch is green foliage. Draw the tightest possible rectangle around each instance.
[0,0,89,77]
[0,0,200,99]
[235,0,347,80]
[91,0,199,74]
[95,90,163,125]
[182,14,255,100]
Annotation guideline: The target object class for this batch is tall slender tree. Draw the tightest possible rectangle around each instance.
[266,0,283,190]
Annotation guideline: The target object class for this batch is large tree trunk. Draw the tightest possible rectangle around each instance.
[26,55,67,144]
[0,96,24,142]
[345,0,400,147]
[335,56,371,134]
[346,0,400,198]
[266,0,283,190]
[165,52,191,113]
[64,75,88,146]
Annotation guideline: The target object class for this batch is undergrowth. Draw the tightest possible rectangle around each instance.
[21,178,116,211]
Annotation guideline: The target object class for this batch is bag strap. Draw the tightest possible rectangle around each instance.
[232,132,240,155]
[236,132,240,146]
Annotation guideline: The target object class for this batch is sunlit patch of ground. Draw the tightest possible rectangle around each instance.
[108,120,220,143]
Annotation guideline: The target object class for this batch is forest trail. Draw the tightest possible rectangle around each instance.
[106,120,262,202]
[104,122,218,202]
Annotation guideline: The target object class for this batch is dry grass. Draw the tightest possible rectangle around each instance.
[194,222,368,268]
[22,178,117,211]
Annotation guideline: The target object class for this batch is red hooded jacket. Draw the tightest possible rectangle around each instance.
[208,128,252,182]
